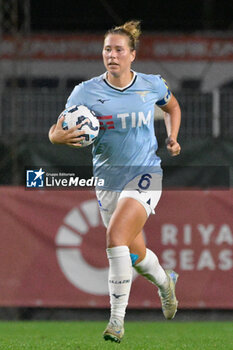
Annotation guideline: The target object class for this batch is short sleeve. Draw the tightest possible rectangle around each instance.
[65,83,85,108]
[155,75,172,106]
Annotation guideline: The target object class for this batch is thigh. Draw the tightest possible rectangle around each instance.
[106,197,148,248]
[120,173,162,216]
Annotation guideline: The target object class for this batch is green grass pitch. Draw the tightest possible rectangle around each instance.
[0,321,232,350]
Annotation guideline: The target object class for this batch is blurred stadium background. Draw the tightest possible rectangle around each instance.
[0,0,232,321]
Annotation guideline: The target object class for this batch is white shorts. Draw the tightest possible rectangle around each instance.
[96,173,162,228]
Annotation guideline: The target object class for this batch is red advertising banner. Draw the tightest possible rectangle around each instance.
[0,186,232,308]
[1,34,233,61]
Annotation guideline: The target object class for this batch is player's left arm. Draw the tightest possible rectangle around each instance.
[160,94,181,156]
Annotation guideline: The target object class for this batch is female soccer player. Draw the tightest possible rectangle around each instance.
[49,20,181,343]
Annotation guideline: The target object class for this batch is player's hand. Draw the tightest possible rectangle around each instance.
[49,116,86,147]
[165,136,181,156]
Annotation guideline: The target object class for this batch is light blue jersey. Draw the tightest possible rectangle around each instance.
[66,71,171,191]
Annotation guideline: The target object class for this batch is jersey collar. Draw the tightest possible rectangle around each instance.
[103,70,137,92]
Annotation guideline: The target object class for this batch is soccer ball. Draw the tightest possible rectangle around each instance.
[58,105,99,147]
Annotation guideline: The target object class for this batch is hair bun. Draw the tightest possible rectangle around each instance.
[105,20,142,50]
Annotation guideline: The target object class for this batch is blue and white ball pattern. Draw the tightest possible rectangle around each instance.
[58,105,99,147]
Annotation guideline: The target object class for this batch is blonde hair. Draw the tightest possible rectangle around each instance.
[104,20,141,51]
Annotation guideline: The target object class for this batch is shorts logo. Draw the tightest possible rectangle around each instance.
[97,199,108,212]
[26,168,45,187]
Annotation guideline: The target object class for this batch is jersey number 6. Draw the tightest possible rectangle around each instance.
[138,173,152,190]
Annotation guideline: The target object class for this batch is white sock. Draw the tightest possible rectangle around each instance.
[107,245,132,320]
[134,248,168,289]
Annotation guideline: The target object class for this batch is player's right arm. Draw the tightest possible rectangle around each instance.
[49,83,86,147]
[48,116,85,147]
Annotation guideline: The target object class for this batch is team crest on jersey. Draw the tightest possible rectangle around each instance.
[135,91,149,102]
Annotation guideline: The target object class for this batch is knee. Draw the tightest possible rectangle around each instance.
[106,227,127,248]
